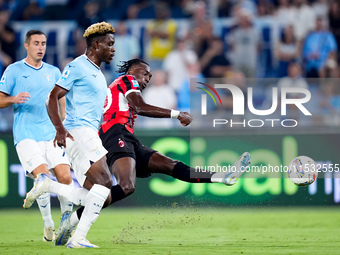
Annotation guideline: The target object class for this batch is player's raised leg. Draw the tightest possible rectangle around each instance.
[23,173,88,209]
[148,151,251,185]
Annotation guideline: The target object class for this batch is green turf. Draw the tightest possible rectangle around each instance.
[0,207,339,254]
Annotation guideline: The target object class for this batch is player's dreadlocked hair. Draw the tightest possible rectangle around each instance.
[116,59,149,75]
[83,22,115,48]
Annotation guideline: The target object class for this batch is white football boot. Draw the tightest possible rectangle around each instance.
[23,173,52,209]
[66,235,99,248]
[223,152,251,186]
[211,152,251,186]
[43,226,55,242]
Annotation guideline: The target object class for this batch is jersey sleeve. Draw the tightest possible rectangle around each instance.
[54,67,62,83]
[56,64,79,91]
[120,75,141,97]
[0,66,15,95]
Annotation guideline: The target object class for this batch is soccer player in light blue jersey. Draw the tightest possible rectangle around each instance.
[23,22,116,248]
[0,30,74,242]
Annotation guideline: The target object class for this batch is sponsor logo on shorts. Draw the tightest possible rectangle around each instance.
[118,138,125,148]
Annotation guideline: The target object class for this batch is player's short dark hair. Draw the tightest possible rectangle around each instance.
[25,30,46,44]
[83,22,115,48]
[117,59,149,75]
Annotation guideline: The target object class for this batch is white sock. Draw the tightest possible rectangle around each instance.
[211,172,225,183]
[37,192,54,228]
[73,184,110,238]
[58,180,74,213]
[49,181,88,206]
[69,211,80,227]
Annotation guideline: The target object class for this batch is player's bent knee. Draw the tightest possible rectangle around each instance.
[56,174,73,185]
[101,178,113,189]
[120,183,135,196]
[91,171,113,188]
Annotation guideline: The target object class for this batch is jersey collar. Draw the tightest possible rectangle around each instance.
[23,59,44,70]
[84,54,100,70]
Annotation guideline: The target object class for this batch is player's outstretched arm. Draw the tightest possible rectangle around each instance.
[0,91,30,108]
[126,91,193,126]
[47,86,74,147]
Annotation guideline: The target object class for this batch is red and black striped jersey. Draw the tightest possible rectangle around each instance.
[101,75,140,134]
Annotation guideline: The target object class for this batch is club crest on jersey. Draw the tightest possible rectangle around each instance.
[44,74,51,81]
[61,70,70,80]
[118,138,125,148]
[132,80,139,87]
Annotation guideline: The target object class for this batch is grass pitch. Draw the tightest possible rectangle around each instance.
[0,207,339,254]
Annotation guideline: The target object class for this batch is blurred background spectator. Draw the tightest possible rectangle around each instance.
[200,36,231,78]
[277,61,309,91]
[163,37,198,94]
[0,42,11,74]
[274,25,300,77]
[141,69,177,128]
[22,0,45,20]
[0,6,15,66]
[77,0,104,31]
[275,0,294,28]
[188,1,213,57]
[177,62,204,113]
[312,0,329,26]
[292,0,316,41]
[109,20,140,80]
[226,9,259,78]
[329,0,340,62]
[145,1,177,70]
[302,16,338,78]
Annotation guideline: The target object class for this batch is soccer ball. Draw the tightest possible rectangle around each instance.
[288,156,318,186]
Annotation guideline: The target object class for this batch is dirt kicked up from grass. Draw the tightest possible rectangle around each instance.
[0,206,339,255]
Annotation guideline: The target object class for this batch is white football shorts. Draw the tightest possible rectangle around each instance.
[65,127,107,187]
[16,139,70,179]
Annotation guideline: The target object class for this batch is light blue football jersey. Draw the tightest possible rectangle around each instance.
[56,54,107,132]
[0,60,61,145]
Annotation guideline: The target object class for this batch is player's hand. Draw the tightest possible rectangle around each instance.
[178,112,193,126]
[13,92,30,104]
[54,127,74,148]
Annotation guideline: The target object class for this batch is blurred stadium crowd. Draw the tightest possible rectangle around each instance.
[0,0,339,130]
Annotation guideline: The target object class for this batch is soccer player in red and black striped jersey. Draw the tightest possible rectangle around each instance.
[69,59,250,229]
